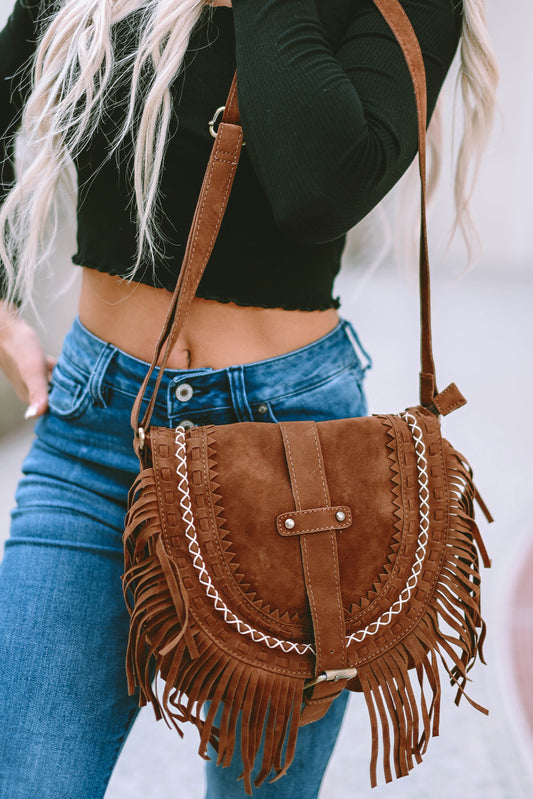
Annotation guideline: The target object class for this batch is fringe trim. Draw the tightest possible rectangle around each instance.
[122,434,490,791]
[123,465,303,794]
[354,439,490,787]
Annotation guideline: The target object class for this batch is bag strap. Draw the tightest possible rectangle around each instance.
[130,73,243,441]
[372,0,435,406]
[131,0,436,445]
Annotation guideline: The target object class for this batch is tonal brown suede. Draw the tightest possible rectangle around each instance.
[122,1,492,793]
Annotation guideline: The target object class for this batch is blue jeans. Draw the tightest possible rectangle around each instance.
[0,317,370,799]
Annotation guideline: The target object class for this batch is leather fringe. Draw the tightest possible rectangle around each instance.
[122,465,303,794]
[122,436,490,791]
[355,438,489,787]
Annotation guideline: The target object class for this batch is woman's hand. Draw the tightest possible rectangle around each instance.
[0,301,55,419]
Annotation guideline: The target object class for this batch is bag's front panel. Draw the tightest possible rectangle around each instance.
[151,424,314,676]
[193,423,311,635]
[315,415,418,613]
[341,410,451,666]
[150,409,452,675]
[188,419,405,658]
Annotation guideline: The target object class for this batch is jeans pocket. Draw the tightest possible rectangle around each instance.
[267,365,368,424]
[47,362,91,420]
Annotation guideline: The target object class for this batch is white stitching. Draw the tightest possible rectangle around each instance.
[329,529,345,656]
[302,534,321,658]
[311,423,329,505]
[173,416,430,654]
[174,426,314,656]
[345,411,430,645]
[280,425,302,509]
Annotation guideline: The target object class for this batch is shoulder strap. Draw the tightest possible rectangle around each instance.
[130,74,243,439]
[372,0,436,405]
[132,0,437,444]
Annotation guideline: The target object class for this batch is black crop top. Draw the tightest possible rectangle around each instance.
[0,0,462,310]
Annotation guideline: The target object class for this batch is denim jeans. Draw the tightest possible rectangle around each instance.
[0,316,370,799]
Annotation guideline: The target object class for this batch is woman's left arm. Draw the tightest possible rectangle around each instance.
[232,0,462,243]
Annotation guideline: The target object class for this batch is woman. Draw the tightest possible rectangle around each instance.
[0,0,496,797]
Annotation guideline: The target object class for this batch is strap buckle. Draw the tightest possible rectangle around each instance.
[304,667,358,689]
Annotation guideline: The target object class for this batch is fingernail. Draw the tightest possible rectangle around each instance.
[24,404,39,420]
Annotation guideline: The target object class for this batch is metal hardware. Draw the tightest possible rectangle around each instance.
[208,105,245,145]
[178,419,195,431]
[304,667,358,689]
[284,518,296,530]
[208,106,226,139]
[257,403,268,415]
[137,426,145,451]
[175,383,193,402]
[335,510,346,522]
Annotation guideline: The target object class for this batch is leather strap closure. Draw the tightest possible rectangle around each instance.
[305,667,358,689]
[279,421,349,723]
[278,422,347,676]
[277,506,352,536]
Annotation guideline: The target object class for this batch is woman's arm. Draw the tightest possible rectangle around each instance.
[232,0,462,243]
[0,2,57,411]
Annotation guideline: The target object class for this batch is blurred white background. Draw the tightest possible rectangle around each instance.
[0,1,532,798]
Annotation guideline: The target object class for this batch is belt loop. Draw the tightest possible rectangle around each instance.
[87,343,116,407]
[227,366,254,422]
[344,320,372,373]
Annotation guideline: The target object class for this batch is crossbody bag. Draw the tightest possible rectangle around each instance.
[122,0,492,792]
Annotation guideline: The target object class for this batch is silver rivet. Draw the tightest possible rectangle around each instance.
[176,383,193,402]
[335,510,346,522]
[284,518,295,530]
[179,419,195,431]
[257,403,268,415]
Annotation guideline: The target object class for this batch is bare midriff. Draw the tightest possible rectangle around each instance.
[78,269,340,370]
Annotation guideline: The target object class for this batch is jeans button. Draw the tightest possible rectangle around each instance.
[257,403,268,415]
[176,383,194,402]
[178,419,195,430]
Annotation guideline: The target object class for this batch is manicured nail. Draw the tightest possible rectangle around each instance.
[24,404,39,420]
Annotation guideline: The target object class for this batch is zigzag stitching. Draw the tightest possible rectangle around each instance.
[347,415,405,616]
[199,426,305,628]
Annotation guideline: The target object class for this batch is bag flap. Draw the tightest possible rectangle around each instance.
[149,409,450,676]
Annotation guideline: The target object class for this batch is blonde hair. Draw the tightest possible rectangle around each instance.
[454,0,499,260]
[0,0,498,308]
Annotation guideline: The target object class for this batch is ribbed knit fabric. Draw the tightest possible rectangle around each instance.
[0,0,462,309]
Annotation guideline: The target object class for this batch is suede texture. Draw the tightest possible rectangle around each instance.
[149,409,448,677]
[120,0,492,788]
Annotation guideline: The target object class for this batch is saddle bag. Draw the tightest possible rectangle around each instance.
[122,0,492,792]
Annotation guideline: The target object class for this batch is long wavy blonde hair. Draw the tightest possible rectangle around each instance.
[0,0,498,309]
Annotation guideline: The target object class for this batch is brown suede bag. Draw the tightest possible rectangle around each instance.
[122,0,492,792]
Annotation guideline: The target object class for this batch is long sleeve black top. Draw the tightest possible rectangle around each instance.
[0,0,462,309]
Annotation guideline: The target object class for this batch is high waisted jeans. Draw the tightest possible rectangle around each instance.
[0,316,370,799]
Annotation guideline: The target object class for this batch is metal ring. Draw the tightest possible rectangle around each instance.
[208,105,245,146]
[208,106,226,139]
